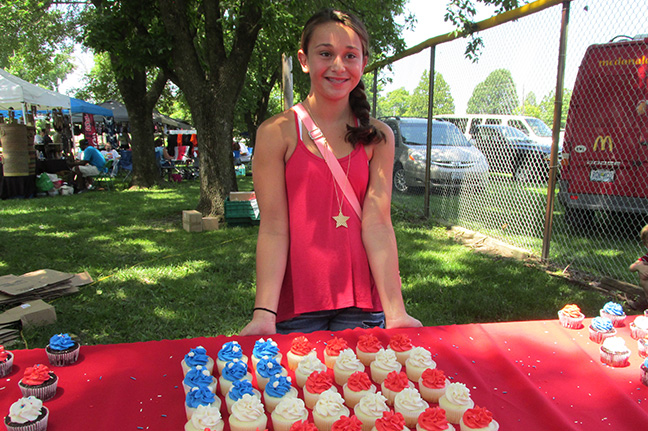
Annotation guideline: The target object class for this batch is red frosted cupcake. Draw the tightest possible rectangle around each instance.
[332,415,363,431]
[18,364,58,401]
[373,411,408,431]
[287,336,315,371]
[459,406,499,431]
[290,420,319,431]
[324,337,349,369]
[416,407,454,431]
[356,334,383,366]
[304,370,337,409]
[418,368,450,404]
[387,334,413,366]
[0,345,14,377]
[558,304,585,329]
[380,371,414,406]
[4,396,49,431]
[343,371,376,408]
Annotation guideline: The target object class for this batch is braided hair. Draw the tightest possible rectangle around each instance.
[300,9,385,146]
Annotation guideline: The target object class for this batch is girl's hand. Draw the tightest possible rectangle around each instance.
[385,313,423,330]
[239,314,277,336]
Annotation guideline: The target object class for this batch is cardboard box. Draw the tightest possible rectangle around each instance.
[0,300,57,327]
[202,216,220,231]
[182,210,203,232]
[229,191,256,201]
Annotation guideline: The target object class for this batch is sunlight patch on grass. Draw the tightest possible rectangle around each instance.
[154,307,177,320]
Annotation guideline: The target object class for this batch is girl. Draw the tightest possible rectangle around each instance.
[240,9,421,335]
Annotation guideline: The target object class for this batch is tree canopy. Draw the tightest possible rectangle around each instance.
[467,68,518,114]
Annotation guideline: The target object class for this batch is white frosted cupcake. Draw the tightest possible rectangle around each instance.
[4,396,49,431]
[263,374,299,413]
[353,391,390,431]
[380,371,414,406]
[226,379,262,414]
[255,356,287,391]
[313,389,350,431]
[216,341,249,375]
[387,334,414,366]
[405,346,436,382]
[393,387,429,428]
[183,365,218,395]
[459,406,499,431]
[600,336,631,367]
[295,351,327,388]
[271,397,309,431]
[371,410,409,431]
[343,371,376,409]
[324,337,349,369]
[218,359,252,396]
[185,386,221,420]
[418,368,450,404]
[184,404,224,431]
[417,407,455,431]
[229,394,268,431]
[334,349,365,386]
[356,334,383,367]
[182,346,214,376]
[304,371,337,409]
[252,338,282,370]
[369,348,402,385]
[438,383,474,424]
[631,315,648,340]
[287,336,316,370]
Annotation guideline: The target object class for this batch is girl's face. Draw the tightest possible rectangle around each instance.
[298,22,367,102]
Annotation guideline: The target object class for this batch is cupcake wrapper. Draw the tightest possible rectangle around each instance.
[630,324,648,340]
[4,407,49,431]
[558,311,584,329]
[599,347,631,367]
[19,374,58,402]
[0,353,14,377]
[600,311,626,327]
[46,344,80,367]
[588,326,616,344]
[641,366,648,387]
[638,340,648,358]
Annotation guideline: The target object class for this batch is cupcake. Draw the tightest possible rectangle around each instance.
[369,348,402,385]
[0,345,14,377]
[393,387,429,428]
[405,347,436,382]
[353,392,390,431]
[438,383,474,424]
[185,386,220,420]
[264,374,299,413]
[229,393,268,431]
[304,371,337,409]
[256,356,287,391]
[417,407,455,431]
[287,336,315,370]
[313,389,351,431]
[356,334,383,367]
[216,341,248,375]
[332,416,363,431]
[184,404,224,431]
[182,346,215,375]
[324,337,349,369]
[4,396,49,431]
[380,371,414,406]
[183,365,218,395]
[588,316,616,344]
[18,364,58,401]
[271,397,309,431]
[418,368,450,404]
[343,371,376,409]
[334,349,365,386]
[600,336,631,367]
[218,359,253,396]
[631,315,648,340]
[252,338,282,370]
[291,420,319,431]
[387,334,413,366]
[600,301,626,327]
[638,337,648,358]
[295,351,327,388]
[226,379,262,414]
[45,333,80,367]
[459,406,499,431]
[557,304,585,329]
[371,411,408,431]
[641,358,648,387]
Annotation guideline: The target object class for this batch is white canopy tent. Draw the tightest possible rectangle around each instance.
[0,68,70,112]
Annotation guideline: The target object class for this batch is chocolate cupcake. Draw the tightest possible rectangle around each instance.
[45,333,80,367]
[18,364,58,402]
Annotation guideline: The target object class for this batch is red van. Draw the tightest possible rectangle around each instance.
[558,35,648,225]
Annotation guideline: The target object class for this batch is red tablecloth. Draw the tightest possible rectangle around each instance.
[2,318,647,430]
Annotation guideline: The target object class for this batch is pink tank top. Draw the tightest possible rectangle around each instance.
[276,112,382,322]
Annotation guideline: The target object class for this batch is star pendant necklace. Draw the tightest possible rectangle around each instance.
[332,154,352,228]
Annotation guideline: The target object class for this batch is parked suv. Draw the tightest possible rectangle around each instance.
[471,124,554,182]
[380,117,489,193]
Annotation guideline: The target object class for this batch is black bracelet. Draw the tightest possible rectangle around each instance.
[253,307,277,316]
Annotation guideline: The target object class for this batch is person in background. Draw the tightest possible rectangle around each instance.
[69,139,106,192]
[630,224,648,304]
[101,143,121,176]
[240,9,421,336]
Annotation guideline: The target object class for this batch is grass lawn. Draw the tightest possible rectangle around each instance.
[0,179,614,350]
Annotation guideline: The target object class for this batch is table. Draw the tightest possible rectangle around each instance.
[2,318,647,430]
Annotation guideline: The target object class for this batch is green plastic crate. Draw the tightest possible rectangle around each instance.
[225,198,260,225]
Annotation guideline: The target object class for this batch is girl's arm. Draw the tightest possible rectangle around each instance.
[361,120,422,329]
[239,115,291,336]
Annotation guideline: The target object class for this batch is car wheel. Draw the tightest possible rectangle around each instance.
[565,207,594,229]
[393,165,409,193]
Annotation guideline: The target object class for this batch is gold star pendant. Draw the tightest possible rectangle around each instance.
[332,209,349,228]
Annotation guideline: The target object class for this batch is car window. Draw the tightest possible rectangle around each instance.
[485,118,501,125]
[400,120,470,147]
[500,126,530,139]
[525,118,552,137]
[469,118,483,136]
[438,117,468,133]
[507,120,528,134]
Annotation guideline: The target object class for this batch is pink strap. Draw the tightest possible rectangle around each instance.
[292,103,362,220]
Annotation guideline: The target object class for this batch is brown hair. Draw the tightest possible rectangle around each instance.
[300,9,385,146]
[641,224,648,247]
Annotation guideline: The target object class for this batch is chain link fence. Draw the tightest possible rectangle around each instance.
[375,0,648,287]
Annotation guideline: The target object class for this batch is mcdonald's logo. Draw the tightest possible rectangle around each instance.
[593,135,613,151]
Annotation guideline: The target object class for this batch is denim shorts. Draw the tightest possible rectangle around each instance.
[276,307,385,334]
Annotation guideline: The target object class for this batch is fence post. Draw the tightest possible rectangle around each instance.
[372,69,378,118]
[542,0,571,260]
[424,45,437,219]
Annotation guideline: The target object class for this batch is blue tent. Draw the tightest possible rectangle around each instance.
[70,98,113,117]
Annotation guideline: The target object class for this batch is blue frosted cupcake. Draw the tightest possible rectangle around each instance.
[263,374,299,413]
[182,346,214,376]
[218,359,252,396]
[252,338,282,370]
[225,378,261,414]
[600,302,626,327]
[183,365,218,395]
[589,316,616,344]
[45,333,80,367]
[216,341,248,375]
[185,386,220,420]
[256,356,287,391]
